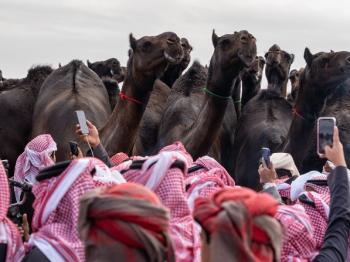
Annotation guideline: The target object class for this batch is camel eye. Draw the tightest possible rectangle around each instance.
[220,39,230,49]
[142,41,152,52]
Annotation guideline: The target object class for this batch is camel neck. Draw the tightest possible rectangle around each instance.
[241,77,261,107]
[100,73,154,156]
[267,75,288,97]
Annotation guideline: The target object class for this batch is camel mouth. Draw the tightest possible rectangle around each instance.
[164,51,179,64]
[237,52,254,67]
[110,69,115,75]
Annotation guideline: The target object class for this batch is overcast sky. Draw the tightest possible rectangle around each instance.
[1,0,350,88]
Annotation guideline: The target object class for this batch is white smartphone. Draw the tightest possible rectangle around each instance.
[317,117,336,155]
[75,110,89,135]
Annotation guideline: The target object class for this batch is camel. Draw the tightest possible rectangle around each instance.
[283,49,350,171]
[31,60,111,161]
[0,66,53,174]
[0,70,4,84]
[157,30,257,175]
[87,58,125,83]
[233,45,294,190]
[100,32,184,156]
[287,68,303,105]
[160,37,192,87]
[240,56,265,108]
[133,37,193,155]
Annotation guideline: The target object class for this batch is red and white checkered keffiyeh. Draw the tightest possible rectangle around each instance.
[14,134,57,202]
[122,146,200,262]
[304,175,330,205]
[28,158,100,262]
[290,171,323,201]
[159,141,194,167]
[297,191,329,250]
[110,152,129,166]
[89,158,126,187]
[0,162,25,262]
[275,204,317,261]
[185,157,235,211]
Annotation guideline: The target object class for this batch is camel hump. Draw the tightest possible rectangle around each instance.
[172,60,207,96]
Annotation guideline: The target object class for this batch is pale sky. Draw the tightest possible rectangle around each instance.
[1,0,350,89]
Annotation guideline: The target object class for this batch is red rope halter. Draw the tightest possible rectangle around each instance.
[119,91,143,105]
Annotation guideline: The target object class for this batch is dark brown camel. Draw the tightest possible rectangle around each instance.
[265,44,294,97]
[87,58,126,111]
[160,37,192,87]
[99,32,183,156]
[241,56,265,108]
[157,30,257,175]
[31,60,111,161]
[87,58,125,83]
[283,49,350,171]
[287,68,303,105]
[233,45,294,190]
[132,37,193,156]
[0,66,53,174]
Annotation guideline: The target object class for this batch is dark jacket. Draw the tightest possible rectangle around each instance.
[86,143,113,167]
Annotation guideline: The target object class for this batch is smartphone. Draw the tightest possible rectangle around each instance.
[261,147,271,168]
[69,141,79,156]
[317,117,336,155]
[75,110,89,135]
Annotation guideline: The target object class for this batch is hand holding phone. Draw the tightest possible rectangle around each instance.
[317,117,336,156]
[261,147,271,168]
[75,110,89,135]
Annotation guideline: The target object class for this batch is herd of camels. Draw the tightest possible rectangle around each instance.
[1,30,350,190]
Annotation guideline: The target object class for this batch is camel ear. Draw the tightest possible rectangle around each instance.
[87,60,91,67]
[212,30,219,48]
[128,49,133,57]
[290,54,295,64]
[304,48,313,66]
[129,33,137,51]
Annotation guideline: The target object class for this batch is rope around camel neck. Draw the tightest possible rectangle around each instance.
[203,87,232,100]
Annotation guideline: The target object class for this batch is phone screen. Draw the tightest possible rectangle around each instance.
[261,147,271,168]
[75,110,89,135]
[318,119,335,155]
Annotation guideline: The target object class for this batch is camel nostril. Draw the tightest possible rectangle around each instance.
[167,39,175,45]
[240,36,248,43]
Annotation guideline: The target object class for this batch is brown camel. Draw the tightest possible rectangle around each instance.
[240,56,265,108]
[0,66,53,174]
[265,44,294,97]
[233,45,294,190]
[283,48,350,171]
[157,30,257,175]
[287,68,303,105]
[99,32,183,156]
[31,60,111,161]
[133,37,193,156]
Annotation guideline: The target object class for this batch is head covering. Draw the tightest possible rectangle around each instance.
[78,183,175,262]
[28,158,113,262]
[185,159,235,211]
[275,204,317,261]
[290,171,323,201]
[304,175,330,204]
[0,162,25,262]
[14,134,57,202]
[122,143,200,262]
[159,141,193,167]
[194,187,282,262]
[90,158,126,187]
[270,153,300,177]
[110,152,129,166]
[297,191,329,250]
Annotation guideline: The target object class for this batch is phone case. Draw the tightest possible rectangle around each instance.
[317,117,336,155]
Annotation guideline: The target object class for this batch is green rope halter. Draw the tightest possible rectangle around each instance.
[203,87,232,100]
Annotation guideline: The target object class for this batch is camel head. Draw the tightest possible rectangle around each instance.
[87,58,125,83]
[303,48,350,94]
[180,37,193,70]
[289,68,303,96]
[241,56,265,85]
[265,44,294,85]
[211,30,257,72]
[128,32,183,80]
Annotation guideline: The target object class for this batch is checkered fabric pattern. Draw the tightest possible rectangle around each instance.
[159,141,194,167]
[297,191,329,250]
[122,145,200,262]
[0,161,25,262]
[89,158,126,187]
[29,158,97,262]
[110,152,129,166]
[275,204,317,261]
[304,175,330,205]
[14,134,56,202]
